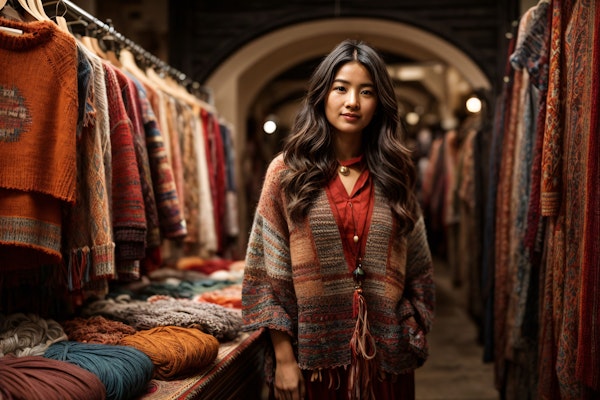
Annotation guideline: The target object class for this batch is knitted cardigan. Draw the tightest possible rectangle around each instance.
[60,44,115,284]
[242,154,435,375]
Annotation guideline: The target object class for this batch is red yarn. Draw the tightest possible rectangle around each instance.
[0,355,105,400]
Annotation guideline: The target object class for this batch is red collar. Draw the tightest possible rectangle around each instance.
[339,154,364,168]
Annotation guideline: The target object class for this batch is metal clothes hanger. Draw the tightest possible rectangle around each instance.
[53,0,69,32]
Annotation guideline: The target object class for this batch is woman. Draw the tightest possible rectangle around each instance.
[242,39,435,400]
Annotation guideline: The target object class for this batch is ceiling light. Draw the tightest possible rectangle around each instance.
[405,112,420,125]
[466,96,482,113]
[263,119,277,134]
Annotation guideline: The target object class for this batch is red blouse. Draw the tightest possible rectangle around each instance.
[325,159,374,273]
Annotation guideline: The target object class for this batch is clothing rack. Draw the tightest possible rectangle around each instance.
[53,0,209,101]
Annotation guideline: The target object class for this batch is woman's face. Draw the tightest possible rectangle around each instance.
[325,61,378,138]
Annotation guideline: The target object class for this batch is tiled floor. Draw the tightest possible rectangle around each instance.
[415,258,499,400]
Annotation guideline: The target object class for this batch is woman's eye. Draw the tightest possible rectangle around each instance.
[333,86,346,93]
[361,89,374,96]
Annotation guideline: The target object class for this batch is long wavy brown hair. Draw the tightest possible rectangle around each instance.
[281,39,419,233]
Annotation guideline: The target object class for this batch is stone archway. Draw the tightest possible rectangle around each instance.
[205,17,491,249]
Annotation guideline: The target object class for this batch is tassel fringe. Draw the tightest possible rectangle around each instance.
[310,369,342,390]
[67,247,91,291]
[349,289,377,399]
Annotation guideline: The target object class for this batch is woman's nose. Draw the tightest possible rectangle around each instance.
[345,91,359,109]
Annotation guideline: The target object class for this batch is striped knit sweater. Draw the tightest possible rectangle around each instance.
[242,154,435,375]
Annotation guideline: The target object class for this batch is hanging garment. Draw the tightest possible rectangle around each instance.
[62,44,116,290]
[103,62,147,278]
[130,77,187,240]
[0,18,78,267]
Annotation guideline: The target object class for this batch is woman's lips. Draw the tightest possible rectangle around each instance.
[341,113,359,121]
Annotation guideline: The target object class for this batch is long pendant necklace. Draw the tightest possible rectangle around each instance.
[348,201,368,289]
[347,194,376,400]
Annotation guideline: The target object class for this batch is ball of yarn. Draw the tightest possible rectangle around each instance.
[0,313,67,357]
[61,315,136,344]
[44,341,154,400]
[120,326,219,380]
[0,354,106,400]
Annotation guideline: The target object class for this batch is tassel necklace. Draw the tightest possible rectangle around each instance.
[347,187,377,400]
[328,158,376,398]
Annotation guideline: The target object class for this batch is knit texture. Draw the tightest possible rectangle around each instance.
[114,69,160,249]
[242,154,435,375]
[80,294,242,341]
[0,190,63,266]
[61,315,136,345]
[0,18,77,201]
[130,77,187,239]
[103,62,146,273]
[62,45,116,286]
[0,18,78,264]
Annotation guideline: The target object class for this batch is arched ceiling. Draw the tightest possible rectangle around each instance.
[206,18,491,137]
[203,17,492,239]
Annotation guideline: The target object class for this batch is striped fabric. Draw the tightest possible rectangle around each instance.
[131,78,187,240]
[103,63,147,275]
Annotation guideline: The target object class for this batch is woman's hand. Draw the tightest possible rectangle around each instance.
[269,329,305,400]
[273,358,305,400]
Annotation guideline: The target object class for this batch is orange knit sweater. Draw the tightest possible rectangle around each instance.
[0,18,78,265]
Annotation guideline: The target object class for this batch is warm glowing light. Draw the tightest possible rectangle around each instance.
[405,112,420,125]
[466,96,482,113]
[263,120,277,134]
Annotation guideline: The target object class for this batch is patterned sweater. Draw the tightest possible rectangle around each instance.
[242,154,435,375]
[0,18,78,265]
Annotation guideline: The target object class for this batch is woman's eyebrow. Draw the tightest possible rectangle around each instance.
[332,78,374,87]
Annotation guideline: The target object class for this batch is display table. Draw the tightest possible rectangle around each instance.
[140,328,266,400]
